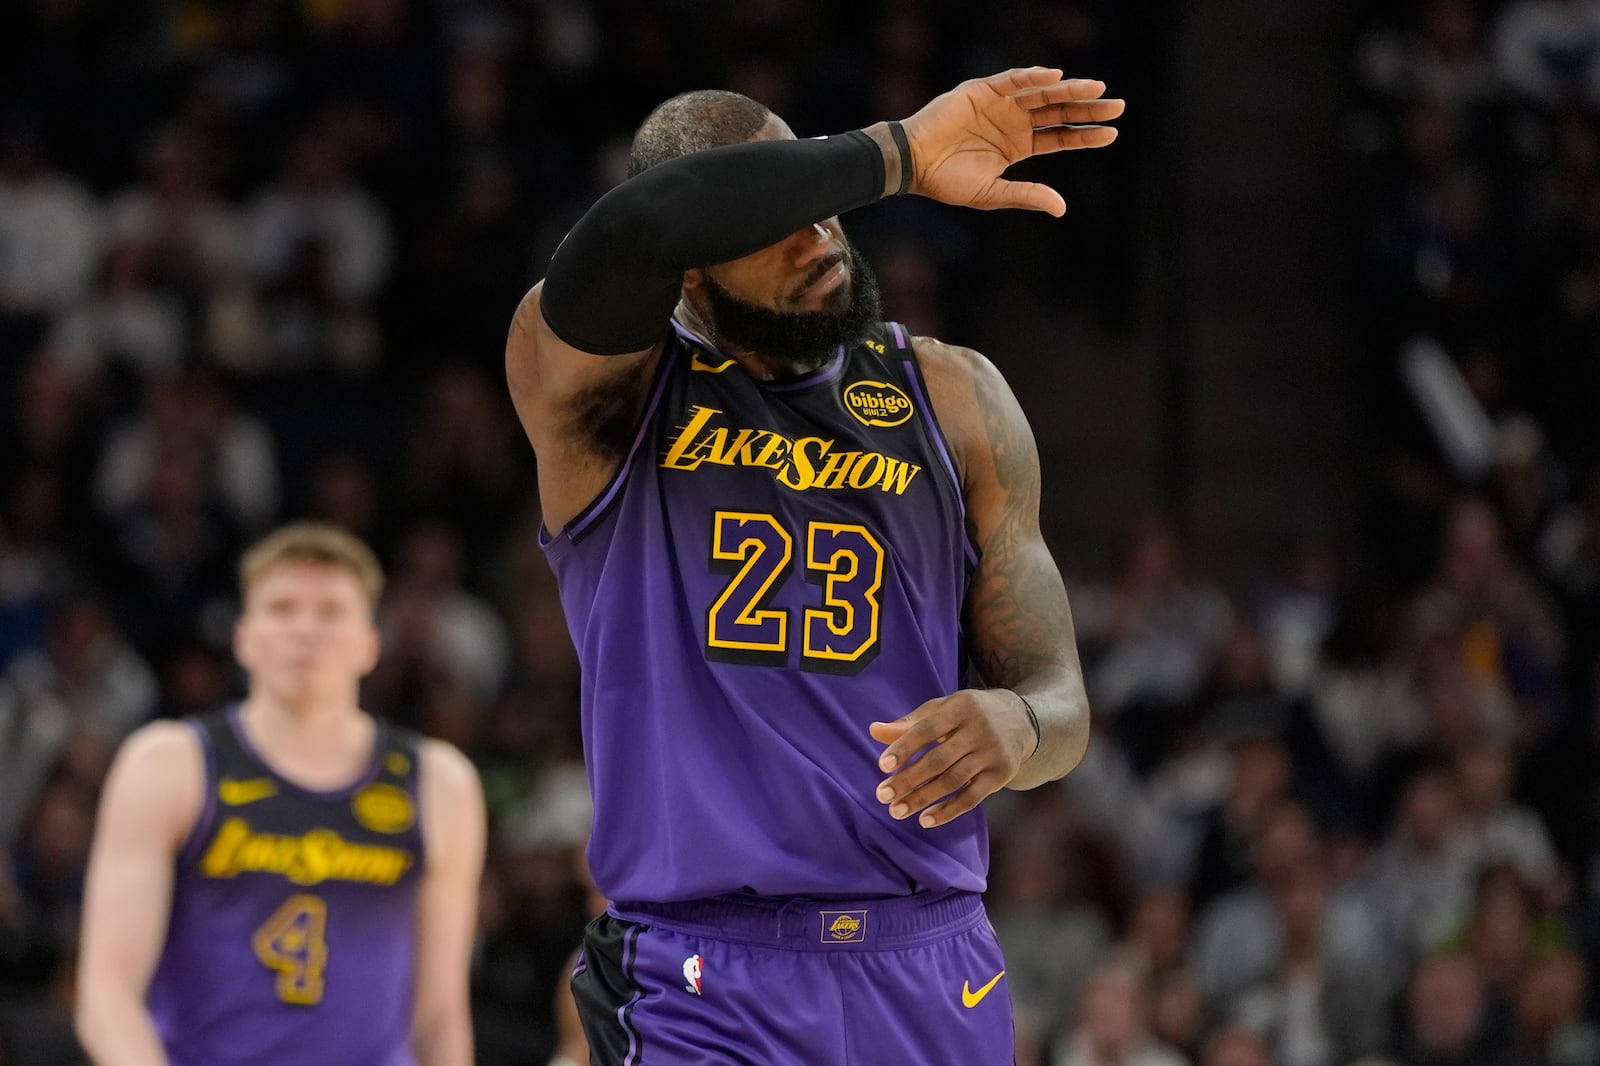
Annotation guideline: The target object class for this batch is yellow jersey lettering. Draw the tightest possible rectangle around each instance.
[750,431,790,469]
[847,452,885,490]
[881,458,921,494]
[661,406,723,470]
[200,818,413,886]
[814,449,862,491]
[778,437,829,491]
[662,407,921,496]
[725,428,763,466]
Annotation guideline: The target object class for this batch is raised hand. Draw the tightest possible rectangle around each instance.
[899,67,1124,216]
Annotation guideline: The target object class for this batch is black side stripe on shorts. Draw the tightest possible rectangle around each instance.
[572,915,647,1065]
[620,923,644,1063]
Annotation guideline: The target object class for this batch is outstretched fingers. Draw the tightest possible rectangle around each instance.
[1009,79,1108,106]
[1029,98,1126,127]
[980,66,1067,95]
[1032,125,1119,154]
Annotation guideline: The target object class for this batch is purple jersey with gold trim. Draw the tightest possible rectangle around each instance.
[146,707,424,1066]
[542,320,983,902]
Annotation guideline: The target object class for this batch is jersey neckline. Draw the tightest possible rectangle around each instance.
[227,703,386,800]
[670,317,849,393]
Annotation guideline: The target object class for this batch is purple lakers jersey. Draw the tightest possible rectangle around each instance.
[542,320,984,902]
[147,707,424,1066]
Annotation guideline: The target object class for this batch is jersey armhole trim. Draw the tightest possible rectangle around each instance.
[412,736,431,871]
[892,324,981,569]
[175,717,219,868]
[541,339,680,552]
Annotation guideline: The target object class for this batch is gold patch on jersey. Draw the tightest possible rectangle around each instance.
[384,752,410,776]
[218,777,279,806]
[352,783,415,834]
[843,381,914,428]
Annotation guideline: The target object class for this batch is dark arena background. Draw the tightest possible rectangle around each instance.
[3,0,1600,1063]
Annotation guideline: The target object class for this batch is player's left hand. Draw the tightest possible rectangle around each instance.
[869,690,1035,829]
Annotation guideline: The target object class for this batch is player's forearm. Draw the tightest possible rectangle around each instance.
[75,993,171,1066]
[1006,665,1091,790]
[540,125,904,354]
[412,1012,473,1066]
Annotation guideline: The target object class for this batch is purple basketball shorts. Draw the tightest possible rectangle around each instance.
[571,889,1015,1065]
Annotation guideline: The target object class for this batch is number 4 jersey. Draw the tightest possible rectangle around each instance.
[542,320,984,903]
[147,706,424,1066]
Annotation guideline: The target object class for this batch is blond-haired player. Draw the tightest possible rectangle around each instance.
[76,522,485,1066]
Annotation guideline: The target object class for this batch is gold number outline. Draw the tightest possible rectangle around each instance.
[706,511,793,665]
[802,522,885,672]
[705,511,885,674]
[251,893,329,1006]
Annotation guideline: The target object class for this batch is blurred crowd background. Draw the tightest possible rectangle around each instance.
[1,0,1599,1064]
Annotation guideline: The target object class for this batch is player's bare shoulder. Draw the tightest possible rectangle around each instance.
[416,737,485,866]
[506,283,665,529]
[910,335,1022,485]
[506,283,661,452]
[910,333,1040,517]
[101,720,208,849]
[417,737,482,804]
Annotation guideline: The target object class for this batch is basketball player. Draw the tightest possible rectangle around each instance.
[505,68,1114,1063]
[74,523,486,1066]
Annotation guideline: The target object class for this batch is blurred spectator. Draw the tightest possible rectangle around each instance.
[1409,496,1565,700]
[1492,0,1600,109]
[1186,734,1292,911]
[1443,863,1571,1039]
[1110,889,1208,1060]
[1510,952,1600,1066]
[48,244,187,382]
[302,451,388,548]
[1227,861,1389,1066]
[93,369,279,535]
[242,124,393,308]
[1401,952,1511,1066]
[1190,802,1388,1008]
[104,129,242,298]
[0,123,100,318]
[399,364,527,558]
[1074,518,1232,766]
[1,353,97,558]
[1198,1027,1272,1066]
[1045,963,1190,1066]
[371,519,509,711]
[990,820,1115,1044]
[1357,0,1501,110]
[1453,744,1559,892]
[1255,539,1343,699]
[0,595,155,846]
[1366,766,1481,958]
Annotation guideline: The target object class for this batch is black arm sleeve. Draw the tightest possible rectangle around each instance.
[539,130,887,355]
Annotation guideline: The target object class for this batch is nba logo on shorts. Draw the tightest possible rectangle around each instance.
[682,954,704,995]
[820,910,868,943]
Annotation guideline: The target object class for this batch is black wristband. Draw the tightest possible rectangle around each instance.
[888,120,913,196]
[1014,691,1041,758]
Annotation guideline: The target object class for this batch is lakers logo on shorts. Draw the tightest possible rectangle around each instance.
[843,381,914,428]
[820,910,868,943]
[352,783,414,834]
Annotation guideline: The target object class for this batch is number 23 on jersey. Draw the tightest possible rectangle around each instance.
[705,509,884,674]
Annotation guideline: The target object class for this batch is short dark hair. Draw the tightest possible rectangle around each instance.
[626,90,773,178]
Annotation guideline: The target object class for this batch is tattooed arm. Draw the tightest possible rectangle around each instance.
[869,337,1090,825]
